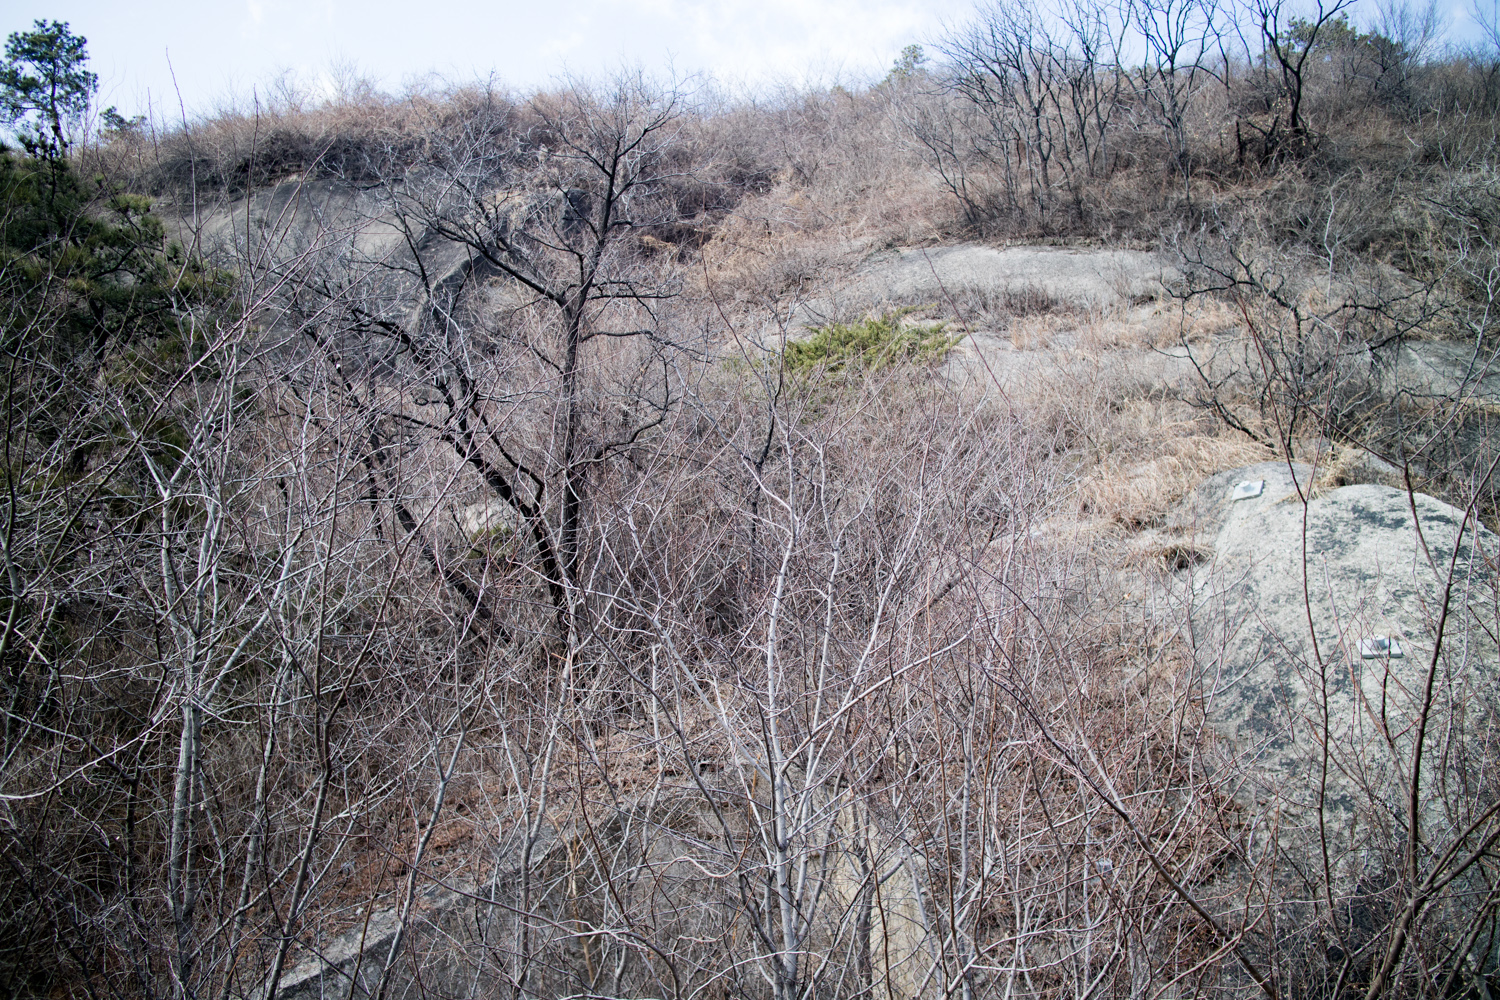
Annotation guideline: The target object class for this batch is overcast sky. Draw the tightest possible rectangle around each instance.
[4,0,1493,120]
[3,0,977,119]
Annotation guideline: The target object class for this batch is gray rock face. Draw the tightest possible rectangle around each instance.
[1169,460,1313,538]
[250,883,472,1000]
[1191,470,1499,849]
[781,244,1180,340]
[848,245,1177,311]
[459,499,522,542]
[1396,340,1500,406]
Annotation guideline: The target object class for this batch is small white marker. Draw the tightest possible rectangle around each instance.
[1231,480,1265,501]
[1359,636,1404,659]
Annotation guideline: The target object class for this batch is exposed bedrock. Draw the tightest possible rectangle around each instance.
[1187,463,1499,873]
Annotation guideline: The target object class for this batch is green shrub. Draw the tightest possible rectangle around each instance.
[786,308,959,376]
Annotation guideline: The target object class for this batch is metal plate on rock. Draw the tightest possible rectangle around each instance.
[1359,636,1404,659]
[1231,480,1265,501]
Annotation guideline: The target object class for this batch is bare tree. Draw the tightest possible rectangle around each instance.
[1249,0,1359,159]
[1130,0,1225,198]
[271,77,699,642]
[933,0,1127,228]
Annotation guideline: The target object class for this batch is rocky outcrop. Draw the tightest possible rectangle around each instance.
[1188,464,1499,856]
[848,244,1177,311]
[458,499,522,542]
[252,883,476,1000]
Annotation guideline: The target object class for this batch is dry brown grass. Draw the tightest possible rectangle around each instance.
[1068,391,1270,530]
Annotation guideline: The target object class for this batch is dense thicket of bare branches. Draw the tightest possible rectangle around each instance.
[6,2,1500,997]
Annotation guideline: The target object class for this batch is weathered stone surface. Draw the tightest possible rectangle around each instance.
[1190,468,1499,850]
[1169,460,1313,538]
[253,883,473,1000]
[458,499,522,542]
[847,244,1177,311]
[1396,340,1500,406]
[780,245,1183,358]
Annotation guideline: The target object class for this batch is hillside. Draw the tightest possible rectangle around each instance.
[3,6,1500,1000]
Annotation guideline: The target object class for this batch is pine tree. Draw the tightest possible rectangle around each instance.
[0,20,96,161]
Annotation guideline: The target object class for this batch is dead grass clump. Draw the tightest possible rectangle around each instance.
[1003,307,1081,350]
[1134,538,1214,571]
[1089,296,1243,352]
[698,208,865,310]
[1072,393,1274,530]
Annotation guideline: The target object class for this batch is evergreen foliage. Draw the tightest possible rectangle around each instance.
[0,20,95,160]
[787,310,958,376]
